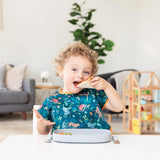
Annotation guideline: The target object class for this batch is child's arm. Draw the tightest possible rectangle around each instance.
[91,76,124,112]
[33,109,55,135]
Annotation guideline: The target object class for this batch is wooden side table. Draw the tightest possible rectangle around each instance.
[35,84,60,104]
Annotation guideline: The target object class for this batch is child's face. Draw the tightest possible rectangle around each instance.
[59,55,93,94]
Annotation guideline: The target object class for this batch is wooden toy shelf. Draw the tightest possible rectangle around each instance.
[123,71,160,134]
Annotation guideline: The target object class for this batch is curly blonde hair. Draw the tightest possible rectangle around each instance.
[55,42,98,76]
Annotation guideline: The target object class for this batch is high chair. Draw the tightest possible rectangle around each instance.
[33,105,41,135]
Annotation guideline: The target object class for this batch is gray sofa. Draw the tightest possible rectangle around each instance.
[0,79,35,120]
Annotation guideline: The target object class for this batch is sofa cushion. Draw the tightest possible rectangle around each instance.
[0,64,7,91]
[5,64,27,91]
[0,91,29,104]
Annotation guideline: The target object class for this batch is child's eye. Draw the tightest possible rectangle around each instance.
[72,68,77,71]
[84,71,90,75]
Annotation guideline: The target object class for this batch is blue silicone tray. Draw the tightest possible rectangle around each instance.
[53,129,111,143]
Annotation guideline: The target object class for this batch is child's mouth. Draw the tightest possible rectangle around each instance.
[73,81,81,88]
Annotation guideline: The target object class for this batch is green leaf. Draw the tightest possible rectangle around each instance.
[73,29,85,41]
[70,11,81,17]
[90,40,101,48]
[102,40,114,51]
[98,59,105,64]
[104,47,112,51]
[68,19,78,25]
[85,9,96,21]
[84,22,94,31]
[90,32,101,36]
[103,40,114,47]
[82,22,87,26]
[84,31,90,38]
[88,32,101,40]
[81,39,89,45]
[73,3,81,11]
[97,48,107,56]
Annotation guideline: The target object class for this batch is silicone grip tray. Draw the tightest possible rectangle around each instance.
[53,129,111,143]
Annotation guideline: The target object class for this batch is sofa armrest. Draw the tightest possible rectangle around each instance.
[23,79,35,105]
[98,69,140,90]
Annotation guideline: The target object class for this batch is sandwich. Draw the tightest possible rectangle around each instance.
[76,77,93,88]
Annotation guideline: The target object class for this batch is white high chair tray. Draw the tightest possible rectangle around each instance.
[53,129,111,143]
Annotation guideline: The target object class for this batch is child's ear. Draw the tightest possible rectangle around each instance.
[57,66,64,77]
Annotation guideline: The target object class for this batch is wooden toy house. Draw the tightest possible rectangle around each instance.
[123,71,160,134]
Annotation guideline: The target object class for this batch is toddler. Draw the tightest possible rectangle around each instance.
[33,42,123,134]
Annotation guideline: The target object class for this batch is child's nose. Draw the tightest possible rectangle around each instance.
[77,72,83,79]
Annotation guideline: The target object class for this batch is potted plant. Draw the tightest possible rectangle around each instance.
[68,1,115,64]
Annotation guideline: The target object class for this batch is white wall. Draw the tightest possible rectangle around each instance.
[114,0,160,74]
[0,0,160,87]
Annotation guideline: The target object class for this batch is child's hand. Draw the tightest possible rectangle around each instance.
[91,76,109,91]
[33,109,55,134]
[91,76,124,112]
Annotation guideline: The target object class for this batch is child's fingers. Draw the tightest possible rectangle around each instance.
[36,115,45,124]
[91,76,100,82]
[33,109,43,119]
[47,121,56,126]
[33,109,40,114]
[91,81,99,88]
[35,113,42,120]
[33,109,39,116]
[33,109,55,126]
[39,118,55,125]
[45,120,55,124]
[44,120,56,126]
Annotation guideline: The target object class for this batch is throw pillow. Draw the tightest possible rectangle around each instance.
[5,64,27,91]
[0,64,7,90]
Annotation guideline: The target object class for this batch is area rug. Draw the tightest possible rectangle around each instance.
[0,112,33,142]
[0,112,129,143]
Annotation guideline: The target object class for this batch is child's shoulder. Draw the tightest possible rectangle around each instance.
[47,89,62,101]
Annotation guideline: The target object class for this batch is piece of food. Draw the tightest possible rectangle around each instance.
[59,132,72,135]
[60,132,64,135]
[76,77,93,88]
